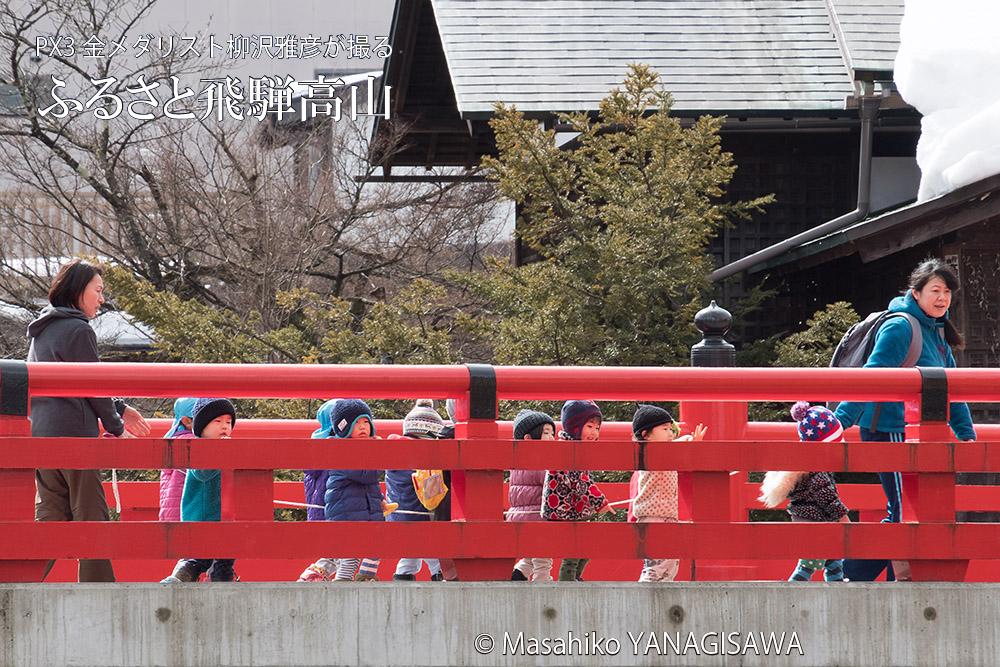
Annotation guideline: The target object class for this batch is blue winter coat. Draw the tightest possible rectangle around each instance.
[324,468,384,522]
[835,293,976,440]
[384,434,431,522]
[384,468,428,521]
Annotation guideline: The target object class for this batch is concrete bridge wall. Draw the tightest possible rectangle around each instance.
[1,582,995,666]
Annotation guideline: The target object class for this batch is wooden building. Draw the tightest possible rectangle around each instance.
[373,0,1000,382]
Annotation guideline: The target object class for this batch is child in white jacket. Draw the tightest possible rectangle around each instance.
[631,404,705,582]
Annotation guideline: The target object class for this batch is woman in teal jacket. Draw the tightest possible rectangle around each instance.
[835,258,975,581]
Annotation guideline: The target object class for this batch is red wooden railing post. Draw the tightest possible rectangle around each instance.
[680,400,748,580]
[682,301,751,580]
[903,370,969,582]
[0,360,47,582]
[451,365,512,580]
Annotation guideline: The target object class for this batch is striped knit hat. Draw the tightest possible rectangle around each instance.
[403,399,445,438]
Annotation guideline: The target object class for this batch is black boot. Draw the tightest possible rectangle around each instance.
[510,569,528,581]
[393,573,416,581]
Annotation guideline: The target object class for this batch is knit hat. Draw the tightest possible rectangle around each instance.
[331,398,375,438]
[632,404,673,438]
[403,399,445,438]
[512,409,556,440]
[311,399,339,438]
[164,397,197,438]
[560,400,602,439]
[791,401,844,442]
[192,397,237,437]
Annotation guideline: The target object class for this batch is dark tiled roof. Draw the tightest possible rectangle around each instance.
[430,0,903,118]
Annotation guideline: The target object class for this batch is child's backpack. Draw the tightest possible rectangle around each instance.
[412,469,448,510]
[828,310,922,417]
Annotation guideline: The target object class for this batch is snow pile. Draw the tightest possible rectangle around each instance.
[894,0,1000,201]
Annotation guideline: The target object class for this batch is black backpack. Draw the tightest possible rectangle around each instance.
[828,311,922,419]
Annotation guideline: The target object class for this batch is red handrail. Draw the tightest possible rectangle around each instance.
[3,362,998,583]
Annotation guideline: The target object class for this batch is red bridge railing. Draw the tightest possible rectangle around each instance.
[1,361,998,582]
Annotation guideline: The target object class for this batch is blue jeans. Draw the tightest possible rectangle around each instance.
[843,427,903,582]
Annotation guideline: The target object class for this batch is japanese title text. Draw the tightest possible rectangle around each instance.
[37,74,390,122]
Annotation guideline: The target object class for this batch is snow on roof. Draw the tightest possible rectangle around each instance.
[0,301,155,350]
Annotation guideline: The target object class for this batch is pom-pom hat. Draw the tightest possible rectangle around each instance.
[791,401,844,442]
[403,399,445,438]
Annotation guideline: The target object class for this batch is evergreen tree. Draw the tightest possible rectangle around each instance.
[456,64,772,369]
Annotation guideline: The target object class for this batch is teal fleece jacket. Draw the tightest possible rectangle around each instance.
[834,292,976,441]
[181,467,222,522]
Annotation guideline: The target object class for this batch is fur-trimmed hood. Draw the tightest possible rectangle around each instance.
[758,470,808,508]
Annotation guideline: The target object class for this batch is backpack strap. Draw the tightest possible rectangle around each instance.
[898,312,923,367]
[871,312,923,429]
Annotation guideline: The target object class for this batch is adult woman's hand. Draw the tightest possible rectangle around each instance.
[122,406,150,436]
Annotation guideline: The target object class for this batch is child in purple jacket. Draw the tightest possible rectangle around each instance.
[297,399,340,582]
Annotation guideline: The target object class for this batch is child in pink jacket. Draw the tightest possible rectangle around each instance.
[159,397,197,522]
[507,409,557,581]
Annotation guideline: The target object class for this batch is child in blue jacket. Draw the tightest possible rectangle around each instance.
[325,399,390,581]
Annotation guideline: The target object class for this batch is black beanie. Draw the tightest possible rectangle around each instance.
[512,409,555,440]
[192,397,237,437]
[632,404,672,438]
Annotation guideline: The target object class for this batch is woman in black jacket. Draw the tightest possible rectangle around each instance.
[28,259,149,582]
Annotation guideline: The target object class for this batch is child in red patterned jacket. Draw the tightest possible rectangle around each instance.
[542,400,612,581]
